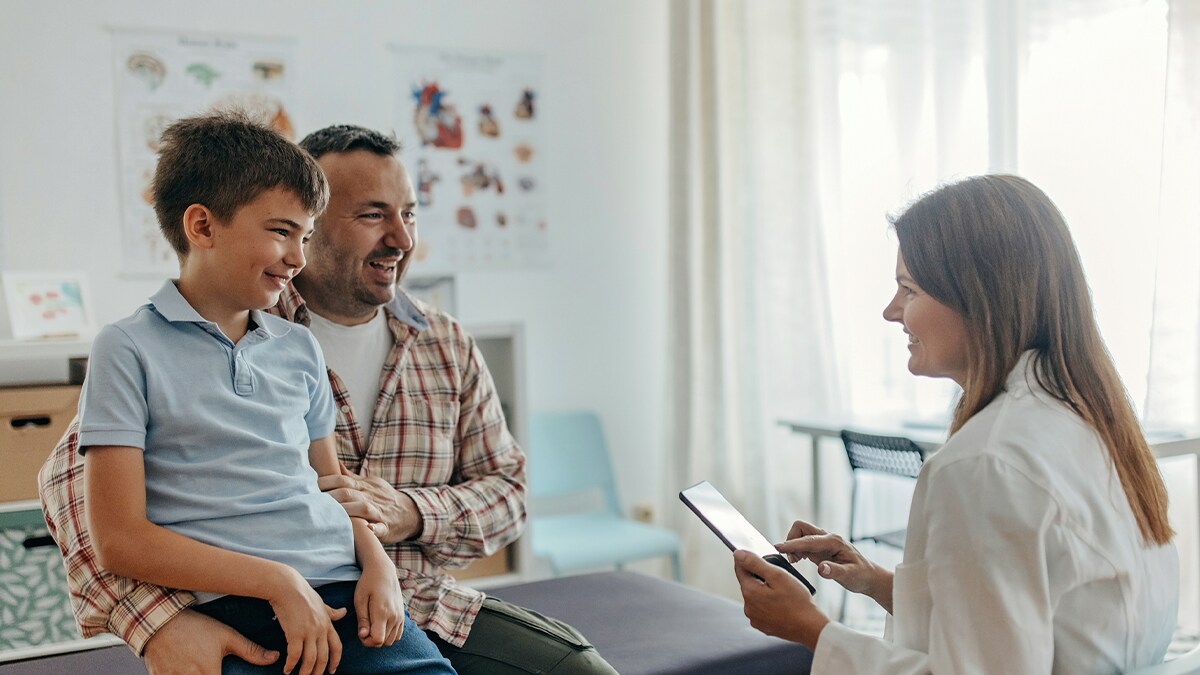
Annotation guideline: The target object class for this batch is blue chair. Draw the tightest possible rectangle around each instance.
[528,411,682,580]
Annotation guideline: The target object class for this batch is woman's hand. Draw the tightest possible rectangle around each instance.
[354,562,406,647]
[775,520,894,613]
[266,568,346,675]
[734,550,829,649]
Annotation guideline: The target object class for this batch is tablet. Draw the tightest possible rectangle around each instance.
[679,480,816,594]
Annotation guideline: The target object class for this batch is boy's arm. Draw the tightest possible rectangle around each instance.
[310,435,404,646]
[85,445,308,601]
[88,443,348,672]
[308,436,394,574]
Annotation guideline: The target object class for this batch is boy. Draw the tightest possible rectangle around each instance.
[79,112,455,675]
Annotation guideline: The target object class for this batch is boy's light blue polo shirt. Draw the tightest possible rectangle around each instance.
[78,281,358,602]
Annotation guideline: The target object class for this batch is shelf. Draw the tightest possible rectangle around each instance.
[0,338,90,387]
[0,634,123,665]
[463,323,530,584]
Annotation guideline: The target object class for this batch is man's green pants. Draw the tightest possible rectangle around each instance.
[428,596,619,674]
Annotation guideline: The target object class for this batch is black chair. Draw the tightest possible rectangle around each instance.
[839,429,927,551]
[837,430,926,623]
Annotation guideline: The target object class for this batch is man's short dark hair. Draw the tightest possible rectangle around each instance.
[299,125,402,160]
[152,111,329,257]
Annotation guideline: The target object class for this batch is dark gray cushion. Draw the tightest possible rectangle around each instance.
[488,571,813,675]
[0,645,143,674]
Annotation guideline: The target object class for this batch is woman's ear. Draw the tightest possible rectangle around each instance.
[182,203,217,251]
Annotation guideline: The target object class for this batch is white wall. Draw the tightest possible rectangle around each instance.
[0,0,671,514]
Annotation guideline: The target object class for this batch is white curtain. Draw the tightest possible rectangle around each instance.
[667,0,840,596]
[1145,0,1200,431]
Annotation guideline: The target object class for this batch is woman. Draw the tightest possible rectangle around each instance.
[734,175,1179,673]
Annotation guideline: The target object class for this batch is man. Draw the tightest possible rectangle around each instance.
[38,124,617,675]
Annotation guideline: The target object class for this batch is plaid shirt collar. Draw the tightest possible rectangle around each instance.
[273,282,431,334]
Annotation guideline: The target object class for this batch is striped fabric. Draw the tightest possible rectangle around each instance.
[37,284,527,653]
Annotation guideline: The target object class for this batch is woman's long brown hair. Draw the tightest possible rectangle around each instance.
[893,174,1172,546]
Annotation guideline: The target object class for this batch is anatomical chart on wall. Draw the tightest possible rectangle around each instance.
[113,29,298,275]
[392,47,547,272]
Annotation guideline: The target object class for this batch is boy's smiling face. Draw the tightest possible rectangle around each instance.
[197,187,314,314]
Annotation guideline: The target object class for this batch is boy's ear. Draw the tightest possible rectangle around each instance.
[182,204,218,250]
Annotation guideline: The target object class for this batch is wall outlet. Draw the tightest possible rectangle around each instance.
[631,503,654,523]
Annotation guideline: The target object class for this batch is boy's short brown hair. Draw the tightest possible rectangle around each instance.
[152,111,329,257]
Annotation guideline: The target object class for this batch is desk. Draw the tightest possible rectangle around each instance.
[780,416,1200,527]
[780,416,1200,631]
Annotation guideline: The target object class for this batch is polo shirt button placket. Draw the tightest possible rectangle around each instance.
[233,351,254,396]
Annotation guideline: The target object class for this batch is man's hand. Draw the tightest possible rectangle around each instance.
[734,550,830,650]
[142,609,278,675]
[319,465,423,543]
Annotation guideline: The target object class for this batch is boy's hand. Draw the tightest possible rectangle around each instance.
[267,570,346,675]
[354,562,406,647]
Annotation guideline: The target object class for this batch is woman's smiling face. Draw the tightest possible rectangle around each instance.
[882,251,970,387]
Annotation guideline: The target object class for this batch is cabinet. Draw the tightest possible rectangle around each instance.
[0,383,122,661]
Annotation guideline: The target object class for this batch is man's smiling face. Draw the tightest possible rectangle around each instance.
[297,149,418,324]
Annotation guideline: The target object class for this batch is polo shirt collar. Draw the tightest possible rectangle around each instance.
[150,280,289,338]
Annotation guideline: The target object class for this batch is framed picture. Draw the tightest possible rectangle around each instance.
[2,272,95,339]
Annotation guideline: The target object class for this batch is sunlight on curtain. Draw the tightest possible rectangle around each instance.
[810,0,989,426]
[1018,0,1168,420]
[1145,0,1200,431]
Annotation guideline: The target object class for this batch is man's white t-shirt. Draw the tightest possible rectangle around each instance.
[306,309,392,437]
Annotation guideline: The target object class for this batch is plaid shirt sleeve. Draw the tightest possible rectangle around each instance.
[37,417,195,655]
[403,324,528,565]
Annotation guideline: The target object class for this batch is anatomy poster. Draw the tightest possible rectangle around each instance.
[113,29,298,275]
[392,47,547,272]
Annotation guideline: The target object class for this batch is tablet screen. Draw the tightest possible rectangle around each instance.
[679,480,778,557]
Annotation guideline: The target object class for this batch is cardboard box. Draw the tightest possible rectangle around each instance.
[450,546,513,581]
[0,385,79,503]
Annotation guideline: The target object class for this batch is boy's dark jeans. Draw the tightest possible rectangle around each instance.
[193,580,456,675]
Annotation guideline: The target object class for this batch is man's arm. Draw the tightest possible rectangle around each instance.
[40,420,280,674]
[322,330,526,567]
[37,419,194,654]
[402,337,526,565]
